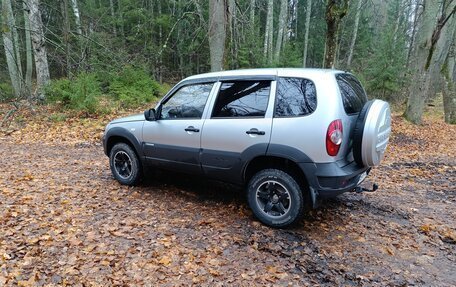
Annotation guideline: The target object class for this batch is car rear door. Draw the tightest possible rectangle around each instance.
[142,82,216,174]
[200,79,276,183]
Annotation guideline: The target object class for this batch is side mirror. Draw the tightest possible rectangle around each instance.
[144,108,157,121]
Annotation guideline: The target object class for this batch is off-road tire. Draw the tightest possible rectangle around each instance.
[247,169,304,228]
[109,143,142,185]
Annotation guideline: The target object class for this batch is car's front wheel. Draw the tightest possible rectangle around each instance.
[109,143,142,185]
[247,169,304,228]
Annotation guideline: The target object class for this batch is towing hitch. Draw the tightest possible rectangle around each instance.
[354,183,378,193]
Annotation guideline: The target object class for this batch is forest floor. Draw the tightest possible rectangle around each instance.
[0,104,455,286]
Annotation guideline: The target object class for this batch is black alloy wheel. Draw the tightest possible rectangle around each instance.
[247,169,305,228]
[109,143,142,185]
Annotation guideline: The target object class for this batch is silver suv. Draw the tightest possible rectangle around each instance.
[103,69,391,227]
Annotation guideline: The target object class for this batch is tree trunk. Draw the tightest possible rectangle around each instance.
[303,0,312,67]
[2,0,23,98]
[442,12,456,124]
[347,0,363,68]
[209,0,227,72]
[109,0,117,36]
[23,1,33,97]
[62,0,71,77]
[406,0,422,69]
[228,0,238,69]
[26,0,51,99]
[430,9,456,97]
[70,0,83,35]
[275,0,288,61]
[263,0,274,64]
[323,0,349,69]
[250,0,255,29]
[404,0,452,124]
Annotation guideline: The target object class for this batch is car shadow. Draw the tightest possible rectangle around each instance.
[140,169,247,205]
[137,169,360,228]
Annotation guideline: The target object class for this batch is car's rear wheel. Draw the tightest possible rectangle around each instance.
[109,143,142,185]
[247,169,304,228]
[353,99,391,167]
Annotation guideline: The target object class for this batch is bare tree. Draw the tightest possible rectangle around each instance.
[250,0,255,29]
[2,0,23,98]
[70,0,83,35]
[209,0,227,71]
[439,9,456,124]
[109,0,117,36]
[303,0,312,67]
[323,0,349,68]
[275,0,288,61]
[263,0,274,64]
[406,0,422,69]
[404,0,456,124]
[23,1,33,97]
[347,0,363,68]
[228,0,239,68]
[26,0,51,98]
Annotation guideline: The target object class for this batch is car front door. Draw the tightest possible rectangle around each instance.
[200,80,275,183]
[142,82,215,174]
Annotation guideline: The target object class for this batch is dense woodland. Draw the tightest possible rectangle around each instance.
[0,0,455,124]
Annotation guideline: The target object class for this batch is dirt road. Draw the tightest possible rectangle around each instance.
[0,114,455,286]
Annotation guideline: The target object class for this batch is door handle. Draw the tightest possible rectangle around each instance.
[185,126,200,132]
[246,128,265,135]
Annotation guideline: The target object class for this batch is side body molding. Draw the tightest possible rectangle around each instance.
[202,143,269,184]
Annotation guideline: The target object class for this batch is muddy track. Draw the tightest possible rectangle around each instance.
[1,136,455,286]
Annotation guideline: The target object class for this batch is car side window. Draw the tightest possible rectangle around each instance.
[160,83,213,119]
[211,81,271,118]
[275,77,317,117]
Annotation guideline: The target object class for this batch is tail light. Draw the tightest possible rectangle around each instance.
[326,119,343,156]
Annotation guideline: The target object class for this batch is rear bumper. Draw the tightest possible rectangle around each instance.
[299,160,370,198]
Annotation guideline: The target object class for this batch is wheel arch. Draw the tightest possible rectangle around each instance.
[244,155,313,209]
[105,127,142,158]
[244,156,307,185]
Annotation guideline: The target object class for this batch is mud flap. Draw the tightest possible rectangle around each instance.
[309,186,319,209]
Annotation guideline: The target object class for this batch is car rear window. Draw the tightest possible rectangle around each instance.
[336,74,367,114]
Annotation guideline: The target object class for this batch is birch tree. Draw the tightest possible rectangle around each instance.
[250,0,255,30]
[406,0,422,69]
[263,0,274,64]
[209,0,227,71]
[275,0,288,61]
[347,0,363,67]
[23,1,33,96]
[2,0,23,97]
[109,0,117,36]
[303,0,312,67]
[26,0,51,98]
[70,0,83,35]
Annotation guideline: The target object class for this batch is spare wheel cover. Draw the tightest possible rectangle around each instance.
[353,99,391,167]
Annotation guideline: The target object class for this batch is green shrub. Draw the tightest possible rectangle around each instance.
[0,83,15,103]
[48,113,68,122]
[46,73,101,114]
[108,67,160,108]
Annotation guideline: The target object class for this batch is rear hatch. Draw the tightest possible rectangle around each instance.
[335,73,368,162]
